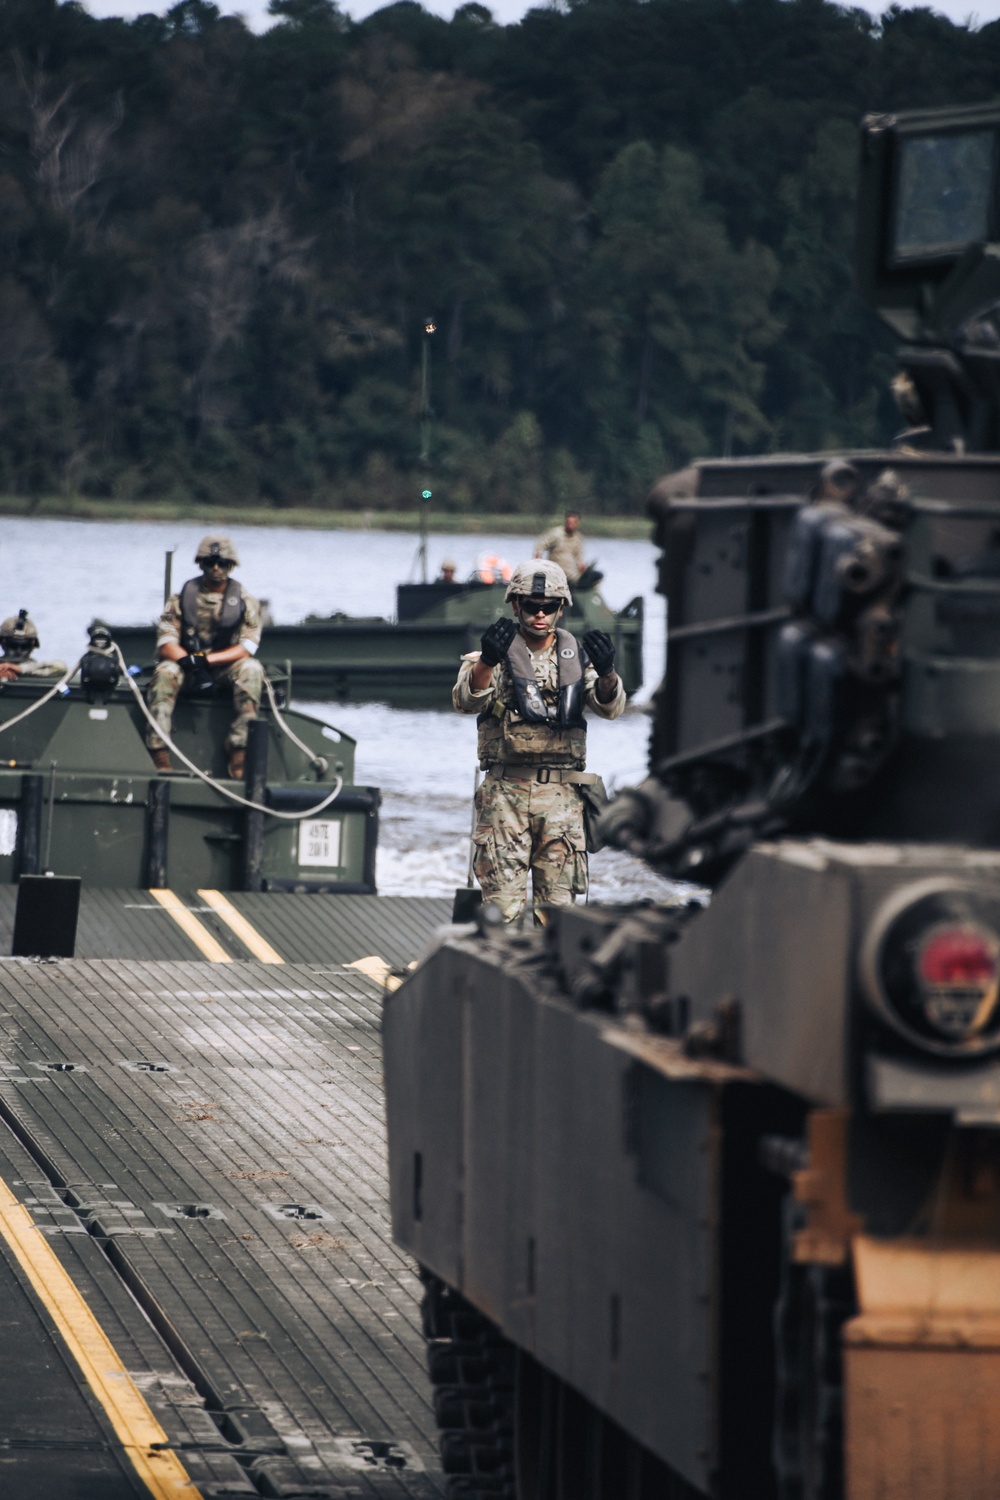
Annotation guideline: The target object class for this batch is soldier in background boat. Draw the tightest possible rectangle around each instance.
[0,610,67,681]
[535,510,603,588]
[453,559,624,924]
[145,534,264,780]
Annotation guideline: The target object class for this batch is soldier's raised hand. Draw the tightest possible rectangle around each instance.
[583,629,615,677]
[480,617,518,668]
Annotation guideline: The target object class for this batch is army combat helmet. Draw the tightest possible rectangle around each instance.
[195,534,240,567]
[0,608,39,662]
[505,560,573,606]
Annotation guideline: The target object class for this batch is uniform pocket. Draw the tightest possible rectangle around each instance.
[578,777,609,853]
[472,827,497,890]
[566,840,589,895]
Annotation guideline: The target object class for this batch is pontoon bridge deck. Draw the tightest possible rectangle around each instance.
[0,892,451,1499]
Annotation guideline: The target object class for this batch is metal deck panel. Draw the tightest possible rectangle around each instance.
[0,1124,255,1497]
[221,893,452,967]
[79,887,211,961]
[0,1217,152,1499]
[0,958,443,1497]
[0,888,452,967]
[0,886,206,962]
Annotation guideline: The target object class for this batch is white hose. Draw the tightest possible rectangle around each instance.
[112,645,343,821]
[262,673,330,771]
[0,660,82,735]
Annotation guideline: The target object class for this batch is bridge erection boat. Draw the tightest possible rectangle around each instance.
[0,653,376,894]
[105,572,645,708]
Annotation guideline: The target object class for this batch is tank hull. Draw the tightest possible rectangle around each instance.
[385,839,1000,1498]
[383,442,1000,1498]
[384,929,800,1498]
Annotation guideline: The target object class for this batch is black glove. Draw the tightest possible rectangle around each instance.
[181,651,215,693]
[480,617,518,668]
[583,629,616,677]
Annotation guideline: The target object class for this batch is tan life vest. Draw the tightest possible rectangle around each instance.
[477,628,589,769]
[179,578,246,653]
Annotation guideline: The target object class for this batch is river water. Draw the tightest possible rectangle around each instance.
[0,518,677,902]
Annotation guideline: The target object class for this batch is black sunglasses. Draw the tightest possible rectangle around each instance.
[200,556,234,569]
[520,597,560,615]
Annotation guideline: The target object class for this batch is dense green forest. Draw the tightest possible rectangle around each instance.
[0,0,998,512]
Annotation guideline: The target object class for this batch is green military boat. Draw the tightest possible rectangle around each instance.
[104,574,644,708]
[0,641,378,894]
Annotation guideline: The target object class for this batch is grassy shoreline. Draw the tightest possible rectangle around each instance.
[0,495,652,539]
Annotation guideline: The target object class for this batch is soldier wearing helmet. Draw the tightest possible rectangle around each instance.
[0,609,66,682]
[145,534,264,779]
[453,559,624,924]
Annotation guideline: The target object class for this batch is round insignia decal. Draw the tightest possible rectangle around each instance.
[860,879,1000,1057]
[560,648,575,659]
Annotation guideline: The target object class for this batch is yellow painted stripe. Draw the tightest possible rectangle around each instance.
[197,890,285,965]
[344,954,406,991]
[345,954,392,985]
[0,1173,199,1498]
[148,889,232,963]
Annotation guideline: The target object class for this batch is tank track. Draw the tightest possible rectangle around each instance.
[773,1199,854,1500]
[421,1271,517,1499]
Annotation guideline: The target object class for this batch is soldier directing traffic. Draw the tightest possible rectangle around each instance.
[0,610,67,681]
[145,534,264,779]
[453,560,624,924]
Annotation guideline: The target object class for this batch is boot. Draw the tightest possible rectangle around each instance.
[150,748,173,773]
[227,748,245,781]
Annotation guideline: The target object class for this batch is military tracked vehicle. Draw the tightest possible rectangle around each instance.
[382,103,1000,1499]
[106,573,644,708]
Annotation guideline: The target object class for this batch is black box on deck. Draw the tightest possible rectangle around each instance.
[12,874,81,958]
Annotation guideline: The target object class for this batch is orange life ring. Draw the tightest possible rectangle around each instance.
[478,554,512,584]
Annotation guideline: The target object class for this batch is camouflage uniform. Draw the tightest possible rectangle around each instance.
[534,524,587,584]
[0,612,66,678]
[146,584,264,754]
[454,636,624,923]
[9,655,67,677]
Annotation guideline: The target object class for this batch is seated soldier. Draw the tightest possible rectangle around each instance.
[145,534,264,779]
[0,610,67,681]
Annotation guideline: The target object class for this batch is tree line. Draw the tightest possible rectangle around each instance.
[0,0,998,513]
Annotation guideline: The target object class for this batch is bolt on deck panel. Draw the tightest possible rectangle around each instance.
[0,957,444,1497]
